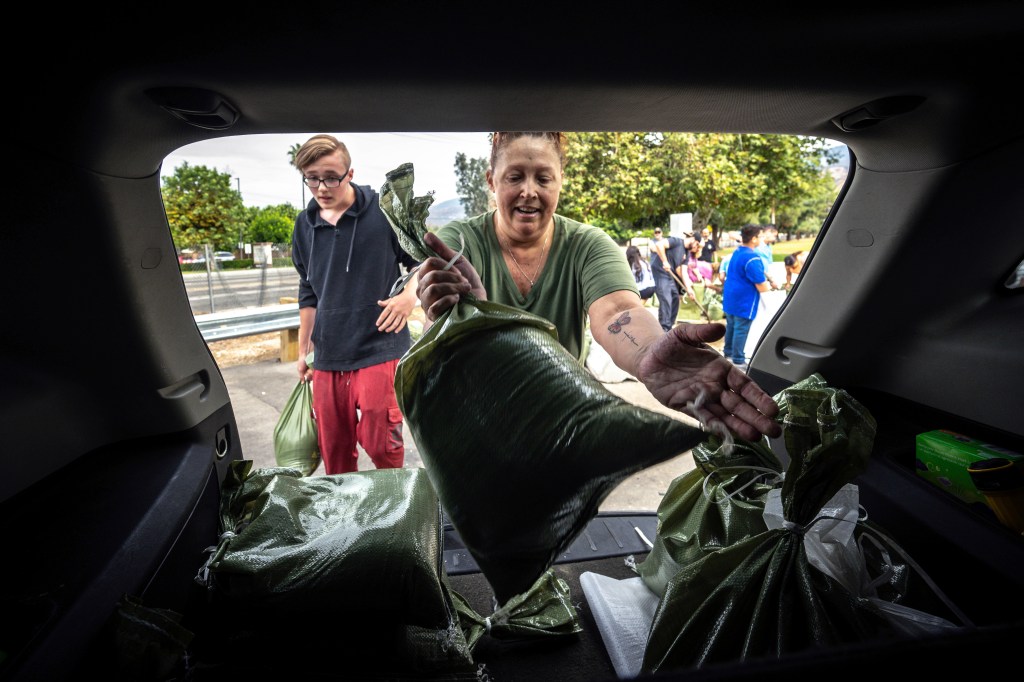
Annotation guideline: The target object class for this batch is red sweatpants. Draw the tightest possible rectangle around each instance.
[310,359,405,474]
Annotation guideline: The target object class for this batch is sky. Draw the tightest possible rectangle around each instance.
[161,132,494,209]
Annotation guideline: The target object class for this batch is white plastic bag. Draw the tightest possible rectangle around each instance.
[763,484,963,635]
[580,572,661,679]
[743,289,787,360]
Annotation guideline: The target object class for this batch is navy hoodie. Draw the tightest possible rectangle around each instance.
[291,183,419,372]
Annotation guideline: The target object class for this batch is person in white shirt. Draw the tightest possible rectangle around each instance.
[626,245,656,304]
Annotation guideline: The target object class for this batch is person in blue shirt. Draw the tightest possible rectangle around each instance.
[722,224,772,369]
[754,225,780,289]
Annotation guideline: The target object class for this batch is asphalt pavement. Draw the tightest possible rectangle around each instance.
[218,316,705,513]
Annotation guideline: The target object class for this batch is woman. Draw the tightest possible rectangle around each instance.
[416,132,780,441]
[683,235,714,285]
[626,245,656,305]
[784,250,806,290]
[706,261,725,294]
[674,235,708,303]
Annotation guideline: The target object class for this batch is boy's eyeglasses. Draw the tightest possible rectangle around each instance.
[303,174,349,189]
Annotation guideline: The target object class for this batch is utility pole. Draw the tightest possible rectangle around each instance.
[235,177,243,253]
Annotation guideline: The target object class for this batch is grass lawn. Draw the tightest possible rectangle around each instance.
[676,284,721,322]
[719,236,815,262]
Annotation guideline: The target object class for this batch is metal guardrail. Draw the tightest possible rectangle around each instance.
[194,303,299,342]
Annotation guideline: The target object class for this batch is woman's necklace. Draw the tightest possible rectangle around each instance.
[501,231,551,288]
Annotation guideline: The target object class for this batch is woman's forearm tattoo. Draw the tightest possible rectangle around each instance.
[607,311,639,346]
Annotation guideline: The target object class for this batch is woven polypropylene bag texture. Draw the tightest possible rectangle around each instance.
[209,464,454,630]
[397,297,707,604]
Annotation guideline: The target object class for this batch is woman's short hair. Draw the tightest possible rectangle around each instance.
[490,132,568,170]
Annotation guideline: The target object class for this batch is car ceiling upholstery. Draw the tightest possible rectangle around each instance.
[28,3,1024,176]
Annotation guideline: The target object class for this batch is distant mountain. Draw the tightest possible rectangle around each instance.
[826,143,850,189]
[426,198,466,227]
[826,143,849,164]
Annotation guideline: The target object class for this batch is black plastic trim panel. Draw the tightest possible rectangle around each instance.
[443,511,659,575]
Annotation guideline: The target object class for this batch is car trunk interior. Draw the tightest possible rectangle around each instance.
[3,5,1022,680]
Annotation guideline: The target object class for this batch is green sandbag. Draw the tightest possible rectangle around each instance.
[272,380,320,476]
[193,461,583,673]
[641,376,883,673]
[702,287,724,321]
[380,161,707,605]
[197,462,458,631]
[396,297,707,605]
[636,439,783,597]
[452,569,582,650]
[637,374,834,597]
[379,162,436,262]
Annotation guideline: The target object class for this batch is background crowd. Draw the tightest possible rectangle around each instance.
[642,223,805,370]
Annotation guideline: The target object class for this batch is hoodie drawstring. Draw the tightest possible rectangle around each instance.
[346,215,358,272]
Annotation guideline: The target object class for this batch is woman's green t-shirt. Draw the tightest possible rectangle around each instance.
[436,211,638,361]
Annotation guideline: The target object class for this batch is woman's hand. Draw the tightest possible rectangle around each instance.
[589,293,780,442]
[636,323,782,441]
[417,232,487,323]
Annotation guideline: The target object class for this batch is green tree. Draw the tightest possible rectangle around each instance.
[162,162,246,250]
[560,132,665,241]
[248,203,299,244]
[733,134,832,227]
[454,152,491,216]
[485,131,838,248]
[780,168,837,236]
[656,133,836,244]
[655,133,760,243]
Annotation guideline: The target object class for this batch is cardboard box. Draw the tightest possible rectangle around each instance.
[915,429,1024,506]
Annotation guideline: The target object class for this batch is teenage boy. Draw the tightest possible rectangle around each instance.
[290,134,419,474]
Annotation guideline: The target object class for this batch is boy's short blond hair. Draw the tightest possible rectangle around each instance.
[294,134,351,173]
